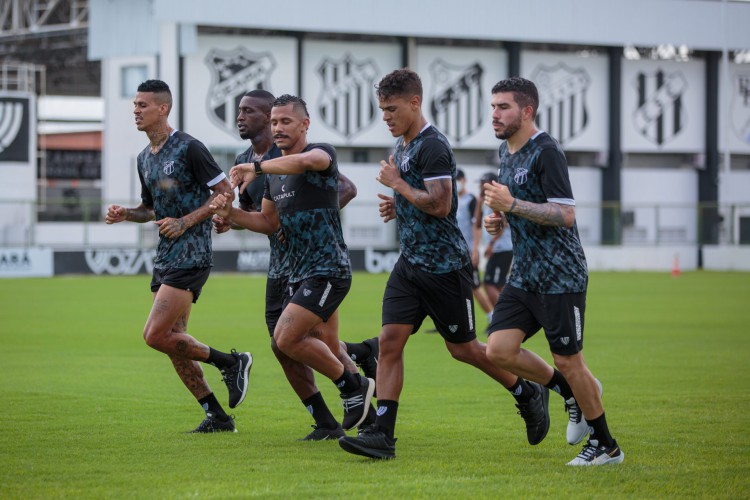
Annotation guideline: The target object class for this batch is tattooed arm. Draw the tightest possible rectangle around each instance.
[376,154,452,218]
[483,180,575,228]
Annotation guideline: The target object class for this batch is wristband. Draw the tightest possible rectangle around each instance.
[253,160,263,176]
[509,198,517,213]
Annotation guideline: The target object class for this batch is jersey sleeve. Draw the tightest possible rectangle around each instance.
[186,140,226,187]
[539,147,575,205]
[308,143,336,176]
[419,137,452,181]
[263,174,272,202]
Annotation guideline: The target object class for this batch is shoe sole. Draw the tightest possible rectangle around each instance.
[567,450,624,466]
[229,352,253,409]
[568,378,604,445]
[338,437,395,459]
[342,377,376,431]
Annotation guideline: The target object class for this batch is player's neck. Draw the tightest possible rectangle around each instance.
[506,125,538,154]
[250,132,274,158]
[402,115,428,146]
[147,123,173,153]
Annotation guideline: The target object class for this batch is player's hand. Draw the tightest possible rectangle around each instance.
[376,155,401,189]
[229,164,256,193]
[377,193,396,223]
[105,204,127,224]
[209,192,233,219]
[484,211,505,236]
[154,217,188,239]
[483,181,514,213]
[212,214,231,234]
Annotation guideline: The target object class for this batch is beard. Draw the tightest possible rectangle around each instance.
[494,115,522,140]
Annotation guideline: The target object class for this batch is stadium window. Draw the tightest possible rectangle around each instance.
[352,150,369,163]
[121,65,148,98]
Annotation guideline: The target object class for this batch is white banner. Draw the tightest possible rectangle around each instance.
[302,39,401,147]
[416,45,507,149]
[521,52,608,152]
[0,248,53,278]
[622,58,705,153]
[720,63,750,154]
[184,34,298,147]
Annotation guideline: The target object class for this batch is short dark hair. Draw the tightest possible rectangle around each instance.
[244,89,275,113]
[456,169,466,180]
[491,77,539,118]
[376,68,423,101]
[272,94,309,117]
[137,79,172,110]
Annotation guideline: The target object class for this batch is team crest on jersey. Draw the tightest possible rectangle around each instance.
[399,154,411,172]
[205,47,276,138]
[429,59,484,145]
[633,69,687,146]
[531,63,591,145]
[731,73,750,145]
[162,160,175,175]
[317,54,379,140]
[514,167,528,185]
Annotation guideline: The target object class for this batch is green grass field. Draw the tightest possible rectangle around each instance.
[1,271,749,498]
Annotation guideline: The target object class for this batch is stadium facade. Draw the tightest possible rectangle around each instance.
[2,0,750,275]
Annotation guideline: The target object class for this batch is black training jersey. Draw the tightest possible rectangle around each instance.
[263,143,351,283]
[138,130,226,270]
[236,144,289,279]
[497,131,588,293]
[392,124,471,274]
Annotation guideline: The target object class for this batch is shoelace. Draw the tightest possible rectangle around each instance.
[565,401,582,423]
[342,394,364,411]
[575,443,598,461]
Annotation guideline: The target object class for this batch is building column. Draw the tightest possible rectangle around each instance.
[699,51,721,263]
[602,46,622,245]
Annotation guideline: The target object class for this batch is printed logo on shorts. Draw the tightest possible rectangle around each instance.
[163,161,175,175]
[513,167,528,185]
[303,288,312,297]
[448,325,458,333]
[560,337,570,346]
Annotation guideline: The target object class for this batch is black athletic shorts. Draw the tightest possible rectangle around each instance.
[382,256,476,344]
[282,276,351,322]
[488,284,586,355]
[264,276,287,336]
[484,251,513,286]
[150,267,211,304]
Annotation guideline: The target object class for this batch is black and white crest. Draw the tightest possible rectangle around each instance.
[205,47,276,137]
[531,63,591,145]
[317,54,379,140]
[731,73,750,145]
[429,59,483,145]
[633,69,687,146]
[0,96,30,162]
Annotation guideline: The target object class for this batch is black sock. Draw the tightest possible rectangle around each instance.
[334,370,361,393]
[198,393,228,420]
[586,412,615,447]
[344,341,372,361]
[301,392,338,429]
[545,369,574,400]
[206,347,236,369]
[374,400,399,438]
[508,378,535,404]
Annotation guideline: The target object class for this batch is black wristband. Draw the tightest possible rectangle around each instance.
[253,160,263,175]
[509,198,518,213]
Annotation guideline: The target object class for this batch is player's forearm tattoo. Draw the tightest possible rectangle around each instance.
[514,199,566,227]
[128,206,155,223]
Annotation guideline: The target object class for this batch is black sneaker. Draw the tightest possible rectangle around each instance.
[567,439,624,466]
[299,424,345,441]
[355,338,379,381]
[339,427,396,459]
[515,381,550,445]
[190,413,237,433]
[340,375,375,431]
[221,350,252,409]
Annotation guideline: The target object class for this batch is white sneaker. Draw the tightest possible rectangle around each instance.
[565,378,603,445]
[567,438,624,466]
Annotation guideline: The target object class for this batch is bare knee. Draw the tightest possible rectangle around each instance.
[446,342,475,364]
[486,340,516,367]
[552,352,583,377]
[143,326,167,351]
